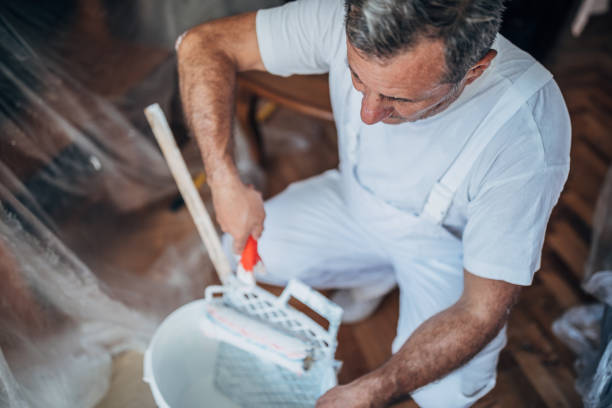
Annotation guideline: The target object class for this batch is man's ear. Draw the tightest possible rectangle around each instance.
[464,49,497,85]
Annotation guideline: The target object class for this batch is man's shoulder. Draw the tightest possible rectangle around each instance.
[523,79,571,168]
[468,78,571,201]
[500,75,571,170]
[464,43,571,198]
[478,35,571,171]
[489,34,537,82]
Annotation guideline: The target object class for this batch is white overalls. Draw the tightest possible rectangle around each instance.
[244,61,553,407]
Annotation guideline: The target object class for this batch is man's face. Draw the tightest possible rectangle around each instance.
[346,38,462,125]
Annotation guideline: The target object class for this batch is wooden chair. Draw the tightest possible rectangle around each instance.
[235,71,333,166]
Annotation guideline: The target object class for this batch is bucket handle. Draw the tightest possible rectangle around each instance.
[277,279,343,341]
[204,285,228,300]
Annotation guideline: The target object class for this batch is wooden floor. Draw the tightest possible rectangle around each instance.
[97,10,611,408]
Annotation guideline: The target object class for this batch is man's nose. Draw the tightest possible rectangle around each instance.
[360,92,392,125]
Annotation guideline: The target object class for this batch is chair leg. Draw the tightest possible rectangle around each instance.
[247,94,267,168]
[235,88,266,168]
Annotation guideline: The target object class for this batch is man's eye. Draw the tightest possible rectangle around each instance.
[384,95,404,103]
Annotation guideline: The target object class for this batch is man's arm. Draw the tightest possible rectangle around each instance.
[317,270,521,407]
[176,12,266,252]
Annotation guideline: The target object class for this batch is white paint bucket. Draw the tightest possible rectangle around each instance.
[143,300,240,408]
[143,300,338,407]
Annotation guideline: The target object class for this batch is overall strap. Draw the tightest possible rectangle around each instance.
[421,61,553,224]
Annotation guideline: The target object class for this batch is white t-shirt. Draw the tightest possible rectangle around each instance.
[256,0,571,285]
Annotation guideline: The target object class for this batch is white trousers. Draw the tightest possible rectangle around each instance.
[225,170,506,407]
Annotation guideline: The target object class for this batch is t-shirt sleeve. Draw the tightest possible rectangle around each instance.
[256,0,345,76]
[462,166,569,286]
[462,78,571,286]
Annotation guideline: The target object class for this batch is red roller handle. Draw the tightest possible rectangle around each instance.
[240,236,261,272]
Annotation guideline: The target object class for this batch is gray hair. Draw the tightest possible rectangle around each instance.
[345,0,505,83]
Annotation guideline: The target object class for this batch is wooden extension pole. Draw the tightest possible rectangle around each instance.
[144,103,232,284]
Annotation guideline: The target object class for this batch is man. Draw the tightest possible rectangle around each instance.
[176,0,571,406]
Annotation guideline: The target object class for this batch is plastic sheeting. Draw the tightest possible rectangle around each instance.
[553,166,612,408]
[0,0,279,406]
[584,166,612,306]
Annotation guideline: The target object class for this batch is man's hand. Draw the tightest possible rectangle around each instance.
[316,376,385,408]
[210,174,264,253]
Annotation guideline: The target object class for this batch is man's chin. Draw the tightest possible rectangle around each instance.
[383,111,435,124]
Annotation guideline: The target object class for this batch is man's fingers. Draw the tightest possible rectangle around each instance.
[252,223,264,240]
[232,234,248,254]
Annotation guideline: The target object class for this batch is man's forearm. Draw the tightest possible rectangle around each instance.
[177,27,239,187]
[363,301,507,405]
[174,13,266,250]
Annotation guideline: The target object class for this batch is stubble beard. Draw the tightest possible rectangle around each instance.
[386,81,465,124]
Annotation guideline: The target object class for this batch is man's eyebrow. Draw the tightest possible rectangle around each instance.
[346,60,420,103]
